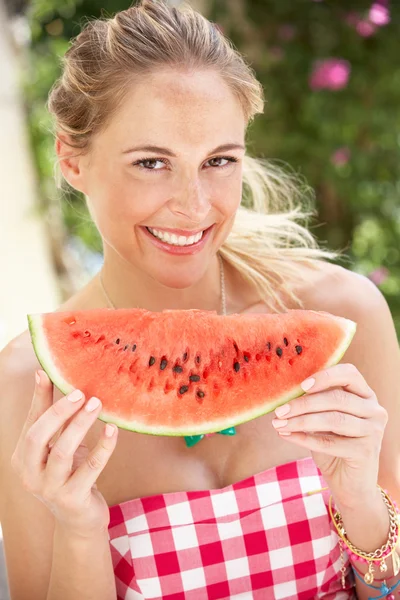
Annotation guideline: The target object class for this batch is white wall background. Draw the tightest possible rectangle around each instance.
[0,3,62,597]
[0,1,60,352]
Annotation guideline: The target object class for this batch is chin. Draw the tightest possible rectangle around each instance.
[153,268,204,290]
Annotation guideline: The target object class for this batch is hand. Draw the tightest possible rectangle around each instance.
[271,363,388,509]
[11,370,118,538]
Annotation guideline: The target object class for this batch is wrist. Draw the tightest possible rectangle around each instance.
[335,491,390,555]
[335,487,385,519]
[54,521,110,543]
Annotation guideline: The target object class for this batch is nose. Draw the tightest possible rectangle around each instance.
[168,175,212,223]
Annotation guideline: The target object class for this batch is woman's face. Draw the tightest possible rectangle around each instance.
[77,68,246,288]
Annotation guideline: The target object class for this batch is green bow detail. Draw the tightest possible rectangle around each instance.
[184,427,236,448]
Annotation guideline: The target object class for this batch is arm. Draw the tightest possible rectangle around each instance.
[274,267,400,599]
[47,525,116,600]
[0,335,118,600]
[332,273,400,598]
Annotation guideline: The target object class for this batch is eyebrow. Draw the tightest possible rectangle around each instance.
[122,143,245,157]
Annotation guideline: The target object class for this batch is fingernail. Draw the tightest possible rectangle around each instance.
[278,431,292,436]
[35,371,41,385]
[85,397,101,412]
[301,377,315,392]
[105,424,115,437]
[275,404,290,418]
[272,418,288,429]
[68,389,83,402]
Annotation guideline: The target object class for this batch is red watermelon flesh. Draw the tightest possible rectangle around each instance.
[27,308,356,436]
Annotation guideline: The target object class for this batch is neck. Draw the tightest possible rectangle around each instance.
[99,246,226,313]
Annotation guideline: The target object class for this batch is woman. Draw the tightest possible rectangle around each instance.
[1,1,399,599]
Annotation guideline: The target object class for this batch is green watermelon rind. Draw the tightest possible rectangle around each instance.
[27,313,357,437]
[28,314,77,397]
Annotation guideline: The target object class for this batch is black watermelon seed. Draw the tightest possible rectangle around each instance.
[295,345,303,355]
[196,390,205,398]
[149,356,156,366]
[243,355,249,362]
[266,342,271,350]
[179,385,189,394]
[132,344,137,352]
[116,338,120,344]
[283,337,288,346]
[189,374,200,382]
[183,352,188,361]
[196,356,201,364]
[233,361,240,372]
[233,341,239,353]
[160,359,168,370]
[276,347,283,357]
[124,345,129,351]
[173,365,183,373]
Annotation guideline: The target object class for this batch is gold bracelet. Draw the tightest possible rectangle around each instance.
[328,486,400,585]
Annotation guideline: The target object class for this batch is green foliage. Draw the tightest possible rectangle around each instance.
[23,0,400,334]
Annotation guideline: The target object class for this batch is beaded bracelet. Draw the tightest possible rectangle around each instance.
[352,561,400,584]
[329,486,400,586]
[352,565,400,600]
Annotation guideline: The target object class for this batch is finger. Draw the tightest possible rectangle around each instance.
[275,389,377,421]
[300,363,374,398]
[22,370,54,437]
[45,397,103,489]
[67,423,118,495]
[272,411,371,438]
[275,430,363,459]
[23,386,86,477]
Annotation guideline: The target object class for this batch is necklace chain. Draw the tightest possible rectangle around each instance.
[99,252,227,316]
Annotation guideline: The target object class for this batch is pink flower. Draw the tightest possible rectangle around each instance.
[309,59,351,91]
[368,267,389,286]
[345,3,390,37]
[356,20,377,37]
[369,3,390,26]
[331,147,351,166]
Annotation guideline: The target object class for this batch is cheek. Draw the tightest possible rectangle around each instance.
[211,172,243,214]
[90,170,169,224]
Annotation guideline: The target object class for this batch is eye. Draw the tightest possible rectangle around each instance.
[132,158,168,171]
[206,156,238,168]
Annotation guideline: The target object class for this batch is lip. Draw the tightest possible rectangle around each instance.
[145,226,208,236]
[141,224,215,255]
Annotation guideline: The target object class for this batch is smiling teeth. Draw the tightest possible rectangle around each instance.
[147,227,204,246]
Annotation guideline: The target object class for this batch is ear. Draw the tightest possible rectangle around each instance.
[55,133,88,194]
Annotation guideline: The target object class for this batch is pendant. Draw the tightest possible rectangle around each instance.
[185,434,204,447]
[364,562,374,584]
[380,559,388,573]
[392,550,400,576]
[379,582,390,595]
[184,427,236,447]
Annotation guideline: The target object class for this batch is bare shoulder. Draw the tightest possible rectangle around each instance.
[299,260,398,377]
[300,260,390,317]
[0,330,40,473]
[0,330,40,418]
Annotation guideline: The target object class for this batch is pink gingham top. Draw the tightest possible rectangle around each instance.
[108,456,356,599]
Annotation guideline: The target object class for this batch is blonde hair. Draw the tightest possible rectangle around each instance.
[48,0,341,311]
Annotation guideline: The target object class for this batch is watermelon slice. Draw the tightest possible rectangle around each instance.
[27,308,356,436]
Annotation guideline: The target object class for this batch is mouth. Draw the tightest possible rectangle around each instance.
[145,226,212,247]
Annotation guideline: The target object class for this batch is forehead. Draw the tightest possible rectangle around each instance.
[99,69,246,153]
